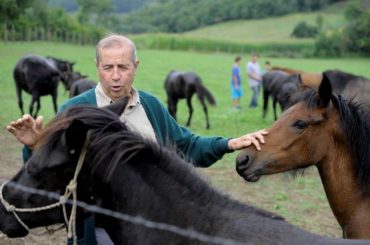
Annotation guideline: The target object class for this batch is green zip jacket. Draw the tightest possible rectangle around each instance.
[24,89,232,167]
[60,88,232,167]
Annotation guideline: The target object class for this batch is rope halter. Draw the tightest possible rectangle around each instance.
[0,134,90,245]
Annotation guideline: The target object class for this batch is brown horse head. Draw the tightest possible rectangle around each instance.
[237,74,335,181]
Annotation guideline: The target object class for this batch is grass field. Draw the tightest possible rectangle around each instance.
[1,41,370,243]
[175,1,350,45]
[182,12,345,45]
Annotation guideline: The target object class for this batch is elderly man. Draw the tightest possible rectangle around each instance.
[7,34,267,244]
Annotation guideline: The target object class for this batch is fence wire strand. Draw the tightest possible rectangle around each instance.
[0,178,247,245]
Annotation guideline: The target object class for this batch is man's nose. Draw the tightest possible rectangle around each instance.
[112,67,120,80]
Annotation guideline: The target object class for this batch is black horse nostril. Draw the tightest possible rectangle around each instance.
[236,155,250,171]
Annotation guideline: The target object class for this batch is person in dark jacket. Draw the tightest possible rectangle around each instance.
[7,34,267,244]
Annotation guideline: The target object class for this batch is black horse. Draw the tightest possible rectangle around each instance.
[13,55,75,118]
[324,69,370,108]
[262,70,300,120]
[69,78,97,98]
[164,71,216,129]
[0,100,367,244]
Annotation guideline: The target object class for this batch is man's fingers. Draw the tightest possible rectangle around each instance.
[254,132,265,144]
[6,125,15,134]
[249,137,261,150]
[259,129,268,135]
[35,116,44,130]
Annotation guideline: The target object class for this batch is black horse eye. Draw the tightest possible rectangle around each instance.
[292,120,307,130]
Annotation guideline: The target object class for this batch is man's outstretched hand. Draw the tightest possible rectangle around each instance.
[228,129,268,151]
[6,114,44,149]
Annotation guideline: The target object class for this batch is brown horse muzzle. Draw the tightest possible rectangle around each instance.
[235,151,263,182]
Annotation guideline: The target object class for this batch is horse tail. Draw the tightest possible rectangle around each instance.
[195,82,216,106]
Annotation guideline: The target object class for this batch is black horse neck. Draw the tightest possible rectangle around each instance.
[81,132,332,244]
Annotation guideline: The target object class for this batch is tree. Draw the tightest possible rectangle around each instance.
[291,21,319,38]
[345,3,370,53]
[76,0,113,26]
[0,0,34,24]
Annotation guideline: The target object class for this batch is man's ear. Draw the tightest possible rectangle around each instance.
[104,96,129,116]
[65,119,89,153]
[135,59,140,68]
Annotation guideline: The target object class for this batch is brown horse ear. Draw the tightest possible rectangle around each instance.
[104,96,129,116]
[318,73,332,108]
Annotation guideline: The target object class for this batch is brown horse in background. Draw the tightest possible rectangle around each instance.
[236,74,370,239]
[271,67,322,88]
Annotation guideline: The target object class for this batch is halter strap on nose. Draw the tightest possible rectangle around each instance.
[0,134,90,245]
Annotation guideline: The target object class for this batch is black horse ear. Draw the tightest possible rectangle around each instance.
[297,74,302,85]
[318,72,332,108]
[104,96,129,116]
[65,119,89,152]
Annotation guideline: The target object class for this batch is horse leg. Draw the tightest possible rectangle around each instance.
[29,93,39,118]
[15,84,24,115]
[34,97,41,118]
[262,90,269,119]
[167,97,178,121]
[51,90,58,114]
[185,96,193,127]
[272,97,278,121]
[199,98,210,129]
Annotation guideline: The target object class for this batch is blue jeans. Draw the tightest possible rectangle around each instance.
[249,86,259,108]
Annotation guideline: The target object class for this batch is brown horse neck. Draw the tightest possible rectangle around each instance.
[316,152,370,238]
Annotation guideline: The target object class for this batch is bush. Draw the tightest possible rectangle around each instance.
[291,21,319,38]
[314,29,347,57]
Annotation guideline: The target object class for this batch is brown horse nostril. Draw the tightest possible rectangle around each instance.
[236,155,250,172]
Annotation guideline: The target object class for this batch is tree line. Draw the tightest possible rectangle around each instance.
[116,0,342,33]
[0,0,104,44]
[1,0,369,56]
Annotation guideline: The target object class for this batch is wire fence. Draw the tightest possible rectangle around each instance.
[0,178,247,245]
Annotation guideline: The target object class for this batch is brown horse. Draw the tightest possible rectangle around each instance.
[271,66,322,88]
[236,73,370,239]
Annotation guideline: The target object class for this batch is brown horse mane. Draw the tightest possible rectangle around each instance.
[292,88,370,195]
[271,67,304,74]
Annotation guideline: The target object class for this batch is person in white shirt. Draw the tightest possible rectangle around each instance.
[246,53,262,108]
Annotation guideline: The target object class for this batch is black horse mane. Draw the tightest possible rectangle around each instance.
[291,89,370,195]
[37,104,281,219]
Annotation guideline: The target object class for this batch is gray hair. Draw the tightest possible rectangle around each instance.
[96,34,138,64]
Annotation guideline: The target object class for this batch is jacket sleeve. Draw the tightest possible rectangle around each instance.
[164,108,232,167]
[141,92,232,167]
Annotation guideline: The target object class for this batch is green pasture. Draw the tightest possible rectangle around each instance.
[1,41,370,237]
[182,11,345,45]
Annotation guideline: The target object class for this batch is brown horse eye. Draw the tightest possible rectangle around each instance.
[293,120,307,130]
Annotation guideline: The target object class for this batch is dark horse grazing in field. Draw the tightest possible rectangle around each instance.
[236,74,370,239]
[68,72,96,98]
[0,100,366,244]
[13,55,75,118]
[262,70,300,120]
[164,71,216,129]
